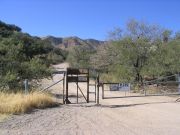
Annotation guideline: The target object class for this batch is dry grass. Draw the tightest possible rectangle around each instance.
[0,91,57,115]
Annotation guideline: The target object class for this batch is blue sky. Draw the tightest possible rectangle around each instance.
[0,0,180,40]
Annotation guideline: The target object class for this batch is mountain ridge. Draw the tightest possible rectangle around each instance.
[42,36,105,49]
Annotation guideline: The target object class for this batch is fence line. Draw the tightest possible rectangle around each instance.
[144,74,178,84]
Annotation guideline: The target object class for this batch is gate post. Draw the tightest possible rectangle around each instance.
[77,74,79,103]
[63,73,65,104]
[97,74,100,105]
[102,83,104,99]
[95,78,97,103]
[65,69,71,104]
[65,72,68,103]
[143,82,146,96]
[87,69,89,103]
[24,79,28,94]
[178,73,180,94]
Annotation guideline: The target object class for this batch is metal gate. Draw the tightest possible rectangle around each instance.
[101,74,180,99]
[64,68,97,104]
[41,68,98,104]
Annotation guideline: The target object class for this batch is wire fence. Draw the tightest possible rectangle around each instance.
[143,74,180,95]
[101,74,180,99]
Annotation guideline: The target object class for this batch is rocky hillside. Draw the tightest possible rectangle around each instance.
[42,36,105,49]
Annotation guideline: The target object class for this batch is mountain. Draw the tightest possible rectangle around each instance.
[42,36,105,49]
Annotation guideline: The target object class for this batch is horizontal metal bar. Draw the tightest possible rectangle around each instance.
[89,92,95,93]
[144,74,178,84]
[144,81,180,84]
[89,84,96,85]
[52,71,66,74]
[103,93,180,99]
[103,83,121,85]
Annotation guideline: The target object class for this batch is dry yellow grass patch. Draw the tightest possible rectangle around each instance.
[0,92,57,114]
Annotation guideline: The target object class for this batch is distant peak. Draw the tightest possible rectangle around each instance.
[42,35,105,49]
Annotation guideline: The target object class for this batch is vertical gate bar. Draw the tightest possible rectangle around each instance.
[77,74,78,104]
[144,82,146,96]
[97,74,100,105]
[178,73,180,94]
[102,83,104,99]
[65,70,69,104]
[87,69,89,103]
[62,73,65,104]
[95,78,97,103]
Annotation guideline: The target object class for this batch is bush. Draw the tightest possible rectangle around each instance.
[0,20,67,90]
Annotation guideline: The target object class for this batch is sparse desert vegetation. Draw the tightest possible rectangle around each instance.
[0,1,180,135]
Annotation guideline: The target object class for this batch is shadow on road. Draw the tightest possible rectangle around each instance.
[69,101,176,108]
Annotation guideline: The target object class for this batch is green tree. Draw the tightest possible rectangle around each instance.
[0,20,67,90]
[91,19,179,84]
[67,45,96,68]
[144,39,180,76]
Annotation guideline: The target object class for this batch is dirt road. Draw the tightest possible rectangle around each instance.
[0,63,180,135]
